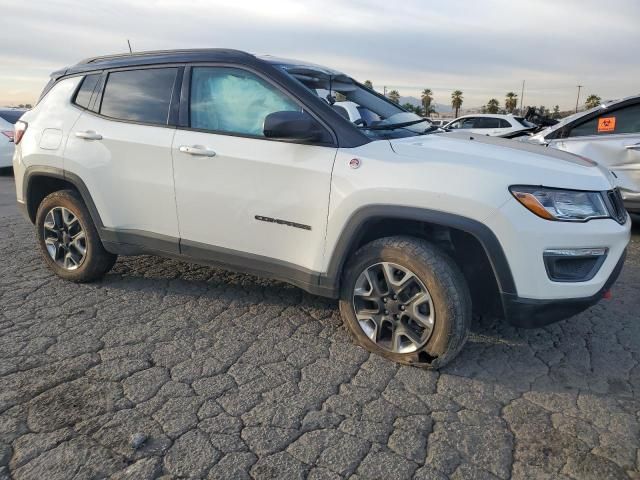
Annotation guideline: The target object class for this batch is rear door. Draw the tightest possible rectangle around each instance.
[550,101,640,201]
[64,67,182,248]
[172,65,337,273]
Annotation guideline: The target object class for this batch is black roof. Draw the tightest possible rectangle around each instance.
[44,48,370,148]
[58,48,258,78]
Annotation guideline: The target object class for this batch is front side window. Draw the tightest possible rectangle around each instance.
[569,103,640,137]
[190,67,300,136]
[448,118,474,129]
[100,68,177,124]
[74,74,100,110]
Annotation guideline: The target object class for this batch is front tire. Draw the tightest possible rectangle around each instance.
[35,189,117,282]
[339,236,471,369]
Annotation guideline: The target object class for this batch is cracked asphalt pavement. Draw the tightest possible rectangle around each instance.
[0,173,639,479]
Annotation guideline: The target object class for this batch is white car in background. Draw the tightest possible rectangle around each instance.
[0,108,27,169]
[444,114,536,137]
[526,95,640,214]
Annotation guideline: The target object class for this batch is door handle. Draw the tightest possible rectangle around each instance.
[75,130,102,140]
[179,145,216,157]
[625,143,640,151]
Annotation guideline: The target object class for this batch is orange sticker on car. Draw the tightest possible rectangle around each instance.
[598,117,616,132]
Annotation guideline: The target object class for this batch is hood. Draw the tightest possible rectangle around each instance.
[389,132,615,191]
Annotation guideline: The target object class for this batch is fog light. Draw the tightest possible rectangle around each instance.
[543,248,608,282]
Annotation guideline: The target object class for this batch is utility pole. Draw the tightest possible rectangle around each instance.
[575,85,583,113]
[383,86,387,97]
[519,80,525,114]
[127,39,133,53]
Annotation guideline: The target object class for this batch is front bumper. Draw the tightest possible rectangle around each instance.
[502,249,626,328]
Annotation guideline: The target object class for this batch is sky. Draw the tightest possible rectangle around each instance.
[1,0,638,111]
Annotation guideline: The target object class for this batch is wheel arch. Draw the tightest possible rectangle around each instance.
[23,166,104,229]
[322,206,517,304]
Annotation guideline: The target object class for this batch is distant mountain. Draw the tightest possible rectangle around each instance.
[399,96,452,114]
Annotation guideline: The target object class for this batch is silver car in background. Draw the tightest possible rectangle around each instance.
[526,95,640,213]
[0,108,27,170]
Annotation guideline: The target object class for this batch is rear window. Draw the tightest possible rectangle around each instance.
[100,68,177,125]
[73,74,101,110]
[0,110,25,124]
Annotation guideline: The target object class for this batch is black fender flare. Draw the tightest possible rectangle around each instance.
[320,205,517,297]
[23,166,105,229]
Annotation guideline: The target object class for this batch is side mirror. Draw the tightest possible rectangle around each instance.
[263,111,325,141]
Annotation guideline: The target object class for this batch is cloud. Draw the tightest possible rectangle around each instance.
[1,0,638,109]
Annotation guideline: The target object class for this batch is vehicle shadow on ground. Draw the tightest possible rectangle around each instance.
[99,253,638,399]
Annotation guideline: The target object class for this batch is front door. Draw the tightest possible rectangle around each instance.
[172,66,337,274]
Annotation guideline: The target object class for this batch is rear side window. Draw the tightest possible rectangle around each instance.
[476,118,501,128]
[74,74,100,109]
[100,68,177,125]
[569,103,640,137]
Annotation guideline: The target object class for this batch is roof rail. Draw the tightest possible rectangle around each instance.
[77,48,251,65]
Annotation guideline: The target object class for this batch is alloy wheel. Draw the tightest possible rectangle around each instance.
[43,206,87,270]
[352,262,435,353]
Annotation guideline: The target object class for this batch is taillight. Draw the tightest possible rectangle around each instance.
[14,121,27,145]
[1,131,13,142]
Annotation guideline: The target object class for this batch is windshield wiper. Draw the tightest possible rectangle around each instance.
[421,126,440,134]
[360,119,427,131]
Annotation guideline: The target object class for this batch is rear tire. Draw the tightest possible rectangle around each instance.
[35,189,117,282]
[339,236,471,369]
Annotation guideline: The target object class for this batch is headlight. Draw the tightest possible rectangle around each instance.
[510,186,609,221]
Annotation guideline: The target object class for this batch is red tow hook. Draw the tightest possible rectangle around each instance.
[602,290,612,300]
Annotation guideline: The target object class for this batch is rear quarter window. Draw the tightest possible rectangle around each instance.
[73,74,101,110]
[100,68,177,125]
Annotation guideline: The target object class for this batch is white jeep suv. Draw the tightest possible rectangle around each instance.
[13,50,631,368]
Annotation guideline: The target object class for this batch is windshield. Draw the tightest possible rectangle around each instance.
[277,64,435,139]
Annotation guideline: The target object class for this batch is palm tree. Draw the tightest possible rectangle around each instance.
[585,94,601,109]
[388,90,400,104]
[486,98,500,114]
[505,92,518,113]
[451,90,463,117]
[364,80,373,90]
[421,89,434,116]
[402,103,415,113]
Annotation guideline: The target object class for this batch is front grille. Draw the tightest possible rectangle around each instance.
[606,188,627,225]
